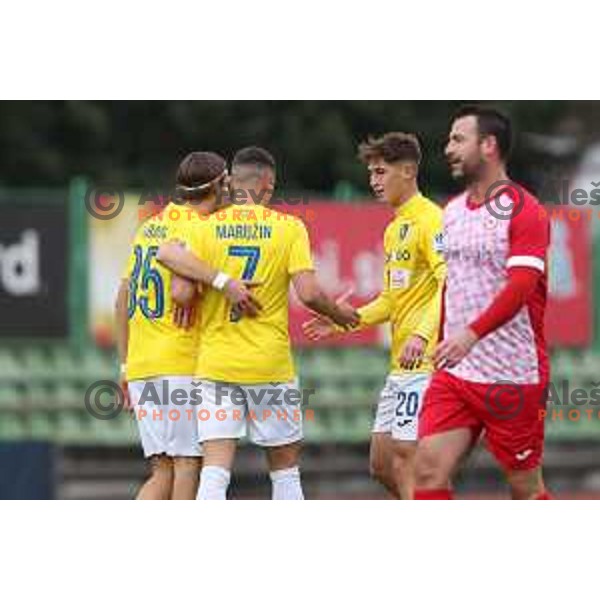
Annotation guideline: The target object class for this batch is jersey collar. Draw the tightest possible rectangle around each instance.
[395,192,424,218]
[465,180,519,211]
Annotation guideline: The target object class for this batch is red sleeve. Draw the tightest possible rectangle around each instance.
[506,195,550,272]
[469,267,541,339]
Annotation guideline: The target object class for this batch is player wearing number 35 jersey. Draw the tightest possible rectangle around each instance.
[117,151,238,500]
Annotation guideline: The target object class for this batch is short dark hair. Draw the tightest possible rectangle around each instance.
[358,132,421,165]
[452,104,512,160]
[175,151,227,200]
[232,146,276,170]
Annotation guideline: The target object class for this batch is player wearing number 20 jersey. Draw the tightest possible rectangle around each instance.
[303,133,445,500]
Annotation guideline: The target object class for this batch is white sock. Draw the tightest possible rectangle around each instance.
[270,466,304,500]
[197,466,231,500]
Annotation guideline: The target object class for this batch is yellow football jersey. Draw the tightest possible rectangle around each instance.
[183,205,314,384]
[124,204,202,380]
[358,193,446,375]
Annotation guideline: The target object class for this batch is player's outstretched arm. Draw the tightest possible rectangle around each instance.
[292,271,359,329]
[115,279,129,366]
[157,242,261,317]
[351,245,393,330]
[302,288,355,340]
[158,241,219,284]
[114,278,131,409]
[303,285,392,340]
[354,291,392,329]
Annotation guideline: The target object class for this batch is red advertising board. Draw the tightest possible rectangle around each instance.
[545,209,593,347]
[287,202,593,348]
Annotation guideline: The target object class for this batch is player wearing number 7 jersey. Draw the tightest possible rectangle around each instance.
[116,151,259,500]
[158,147,360,500]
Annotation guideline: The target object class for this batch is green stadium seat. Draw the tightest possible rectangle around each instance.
[555,351,588,383]
[80,349,117,381]
[314,382,343,406]
[22,383,57,411]
[0,351,22,383]
[295,348,387,442]
[0,345,119,443]
[333,405,371,442]
[344,408,372,442]
[22,348,55,381]
[346,384,374,406]
[546,414,600,440]
[50,347,81,381]
[0,413,27,439]
[305,353,340,382]
[55,383,84,410]
[27,412,56,440]
[56,412,88,444]
[303,413,330,443]
[579,353,600,385]
[330,349,358,379]
[89,412,137,445]
[108,414,137,445]
[349,352,387,382]
[0,385,21,409]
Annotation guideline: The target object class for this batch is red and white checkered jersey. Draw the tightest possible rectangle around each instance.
[442,184,550,384]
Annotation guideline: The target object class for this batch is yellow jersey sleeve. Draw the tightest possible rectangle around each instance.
[356,223,393,328]
[288,220,314,274]
[412,211,446,342]
[357,264,392,328]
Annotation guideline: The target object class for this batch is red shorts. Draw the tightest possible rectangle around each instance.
[418,370,548,471]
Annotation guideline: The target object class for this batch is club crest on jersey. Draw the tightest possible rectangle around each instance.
[398,223,411,241]
[143,223,168,239]
[433,232,445,254]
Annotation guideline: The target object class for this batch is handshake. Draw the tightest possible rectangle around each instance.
[301,288,431,371]
[302,288,359,341]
